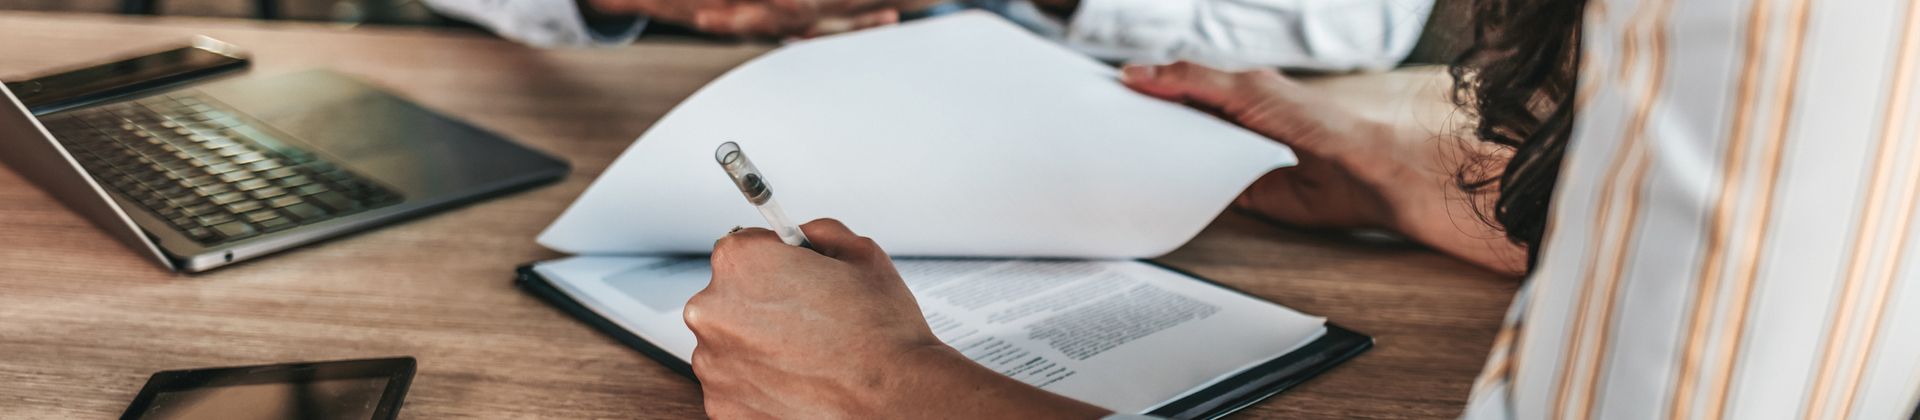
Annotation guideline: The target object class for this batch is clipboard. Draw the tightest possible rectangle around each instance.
[514,260,1372,419]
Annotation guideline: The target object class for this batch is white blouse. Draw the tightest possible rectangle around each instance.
[420,0,1431,71]
[1464,0,1920,418]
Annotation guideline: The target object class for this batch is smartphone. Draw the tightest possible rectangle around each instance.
[4,36,249,115]
[119,357,416,420]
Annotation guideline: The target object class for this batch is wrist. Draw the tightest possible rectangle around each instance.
[857,343,972,416]
[1339,118,1479,249]
[871,343,1111,418]
[1354,119,1529,275]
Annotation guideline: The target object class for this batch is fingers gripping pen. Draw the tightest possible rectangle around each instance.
[715,141,815,249]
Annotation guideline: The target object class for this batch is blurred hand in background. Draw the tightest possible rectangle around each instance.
[587,0,920,37]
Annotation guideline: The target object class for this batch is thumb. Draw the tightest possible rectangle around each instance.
[1121,61,1351,156]
[1120,61,1277,117]
[798,218,890,266]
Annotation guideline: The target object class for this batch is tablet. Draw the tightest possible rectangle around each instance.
[120,357,415,420]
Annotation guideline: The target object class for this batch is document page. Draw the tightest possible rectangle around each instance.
[535,256,1327,414]
[537,12,1295,259]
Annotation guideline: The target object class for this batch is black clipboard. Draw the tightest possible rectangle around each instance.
[515,260,1372,420]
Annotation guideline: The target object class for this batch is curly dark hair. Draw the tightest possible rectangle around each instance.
[1450,0,1587,271]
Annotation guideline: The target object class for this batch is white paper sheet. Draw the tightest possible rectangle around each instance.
[534,256,1327,414]
[537,12,1296,258]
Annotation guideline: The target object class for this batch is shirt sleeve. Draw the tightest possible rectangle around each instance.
[423,0,647,48]
[1468,0,1920,418]
[972,0,1432,71]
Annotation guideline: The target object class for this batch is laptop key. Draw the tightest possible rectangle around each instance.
[248,187,287,200]
[182,175,219,187]
[268,195,304,209]
[217,171,255,183]
[230,152,266,165]
[204,163,240,175]
[184,203,221,216]
[194,184,234,197]
[257,217,295,232]
[195,213,235,226]
[281,203,328,222]
[235,178,270,191]
[210,221,256,240]
[184,227,216,241]
[225,200,264,214]
[242,210,281,224]
[209,192,247,206]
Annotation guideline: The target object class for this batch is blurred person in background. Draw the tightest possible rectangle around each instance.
[424,0,1437,71]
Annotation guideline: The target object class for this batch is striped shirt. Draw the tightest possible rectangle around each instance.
[1463,0,1920,419]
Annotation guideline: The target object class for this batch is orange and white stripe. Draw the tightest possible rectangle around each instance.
[1463,0,1920,419]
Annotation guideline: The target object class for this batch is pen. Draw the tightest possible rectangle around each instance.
[714,141,814,249]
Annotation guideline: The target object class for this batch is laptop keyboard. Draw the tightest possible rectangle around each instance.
[38,92,402,245]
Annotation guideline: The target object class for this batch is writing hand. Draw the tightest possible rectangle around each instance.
[688,219,1111,418]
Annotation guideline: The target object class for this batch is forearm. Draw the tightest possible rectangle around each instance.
[1364,120,1528,277]
[875,345,1111,418]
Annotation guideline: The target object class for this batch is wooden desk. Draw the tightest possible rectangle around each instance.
[0,12,1517,418]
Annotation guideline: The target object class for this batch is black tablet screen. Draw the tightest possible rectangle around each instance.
[122,357,413,420]
[136,376,389,420]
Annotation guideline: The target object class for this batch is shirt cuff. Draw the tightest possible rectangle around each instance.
[578,2,649,44]
[965,0,1071,40]
[1060,0,1197,62]
[1054,0,1432,71]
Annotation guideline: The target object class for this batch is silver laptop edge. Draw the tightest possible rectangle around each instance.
[0,82,178,271]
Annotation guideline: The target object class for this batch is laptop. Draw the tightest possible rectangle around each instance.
[0,38,570,273]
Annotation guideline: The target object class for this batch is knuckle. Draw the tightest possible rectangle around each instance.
[806,217,849,230]
[712,229,774,257]
[682,302,705,329]
[1234,69,1284,87]
[683,292,716,330]
[712,235,743,255]
[1162,61,1193,78]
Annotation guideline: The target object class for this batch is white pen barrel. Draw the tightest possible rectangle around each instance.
[754,198,811,247]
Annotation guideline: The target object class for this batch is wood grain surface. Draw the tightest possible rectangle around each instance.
[0,12,1517,419]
